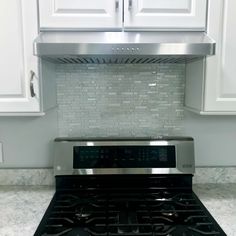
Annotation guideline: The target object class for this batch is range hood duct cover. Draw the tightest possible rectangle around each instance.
[34,32,215,64]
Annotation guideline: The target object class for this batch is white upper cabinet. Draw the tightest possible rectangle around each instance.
[185,0,236,114]
[39,0,123,30]
[204,0,236,113]
[124,0,207,31]
[0,0,40,114]
[39,0,207,31]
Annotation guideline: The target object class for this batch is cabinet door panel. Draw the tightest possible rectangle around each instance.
[0,1,24,96]
[124,0,207,31]
[205,0,236,111]
[39,0,123,30]
[0,0,40,113]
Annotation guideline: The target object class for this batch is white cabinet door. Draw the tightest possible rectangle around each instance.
[124,0,207,31]
[0,0,40,113]
[204,0,236,113]
[39,0,123,30]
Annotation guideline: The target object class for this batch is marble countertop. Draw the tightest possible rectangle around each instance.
[0,184,235,236]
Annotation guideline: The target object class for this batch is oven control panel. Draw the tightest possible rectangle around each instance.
[54,137,195,175]
[73,146,176,168]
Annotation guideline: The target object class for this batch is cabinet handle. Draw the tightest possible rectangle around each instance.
[128,0,132,10]
[115,0,119,11]
[30,70,36,98]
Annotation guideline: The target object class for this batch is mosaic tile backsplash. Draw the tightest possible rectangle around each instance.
[56,64,185,137]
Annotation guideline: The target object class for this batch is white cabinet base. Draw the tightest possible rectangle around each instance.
[0,0,40,114]
[185,0,236,114]
[0,1,57,116]
[204,0,236,112]
[185,107,236,115]
[0,112,45,117]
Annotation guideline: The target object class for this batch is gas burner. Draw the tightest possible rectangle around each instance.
[151,191,174,201]
[161,204,178,217]
[75,211,91,220]
[37,189,225,236]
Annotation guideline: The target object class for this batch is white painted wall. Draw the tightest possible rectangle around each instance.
[0,109,58,168]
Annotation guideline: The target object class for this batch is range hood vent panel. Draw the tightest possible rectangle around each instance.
[42,55,202,64]
[34,32,215,64]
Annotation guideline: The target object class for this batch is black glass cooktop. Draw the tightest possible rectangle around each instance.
[34,176,226,236]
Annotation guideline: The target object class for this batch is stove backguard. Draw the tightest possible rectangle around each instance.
[54,137,195,176]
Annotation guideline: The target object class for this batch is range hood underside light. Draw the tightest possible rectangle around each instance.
[34,32,216,64]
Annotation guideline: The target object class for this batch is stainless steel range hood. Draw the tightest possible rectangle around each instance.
[34,32,215,64]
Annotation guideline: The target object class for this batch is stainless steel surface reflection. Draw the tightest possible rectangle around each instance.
[34,32,215,64]
[54,137,195,176]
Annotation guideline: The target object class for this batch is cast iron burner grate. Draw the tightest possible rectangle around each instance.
[36,190,225,236]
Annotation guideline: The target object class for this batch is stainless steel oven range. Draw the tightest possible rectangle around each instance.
[34,137,226,236]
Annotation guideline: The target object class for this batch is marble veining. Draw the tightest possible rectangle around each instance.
[0,186,53,236]
[0,169,54,186]
[193,184,236,236]
[1,168,236,185]
[193,167,236,184]
[0,185,235,236]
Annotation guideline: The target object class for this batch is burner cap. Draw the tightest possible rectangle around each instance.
[161,204,178,217]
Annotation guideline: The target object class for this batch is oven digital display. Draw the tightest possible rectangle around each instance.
[73,146,176,168]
